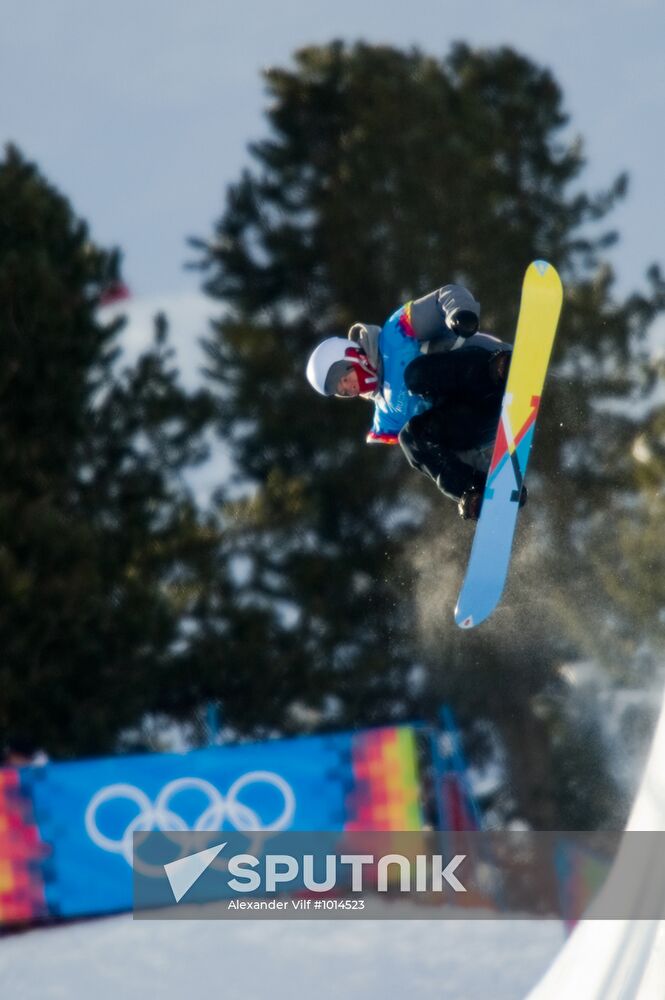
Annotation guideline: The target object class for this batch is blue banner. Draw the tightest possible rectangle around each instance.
[22,733,357,917]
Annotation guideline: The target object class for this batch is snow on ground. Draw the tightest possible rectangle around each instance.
[0,912,563,1000]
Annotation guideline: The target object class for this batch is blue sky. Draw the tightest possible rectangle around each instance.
[3,0,664,302]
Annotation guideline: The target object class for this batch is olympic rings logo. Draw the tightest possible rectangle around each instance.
[85,771,296,871]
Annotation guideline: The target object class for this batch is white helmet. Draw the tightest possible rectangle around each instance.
[305,337,352,396]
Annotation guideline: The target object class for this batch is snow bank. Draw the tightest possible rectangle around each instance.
[0,910,562,1000]
[526,681,665,999]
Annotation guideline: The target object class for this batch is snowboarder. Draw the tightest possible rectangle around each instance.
[305,283,524,520]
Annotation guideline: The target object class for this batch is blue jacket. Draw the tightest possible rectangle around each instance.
[366,304,430,444]
[356,287,504,445]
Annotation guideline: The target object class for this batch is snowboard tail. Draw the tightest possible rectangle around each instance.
[454,261,563,629]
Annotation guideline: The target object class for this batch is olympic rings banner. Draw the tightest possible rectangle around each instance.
[0,726,422,924]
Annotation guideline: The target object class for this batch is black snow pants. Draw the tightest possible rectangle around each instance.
[398,346,508,502]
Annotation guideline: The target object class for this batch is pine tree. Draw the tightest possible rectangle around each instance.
[0,146,215,757]
[193,42,664,826]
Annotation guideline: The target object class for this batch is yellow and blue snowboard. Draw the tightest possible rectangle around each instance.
[455,261,563,629]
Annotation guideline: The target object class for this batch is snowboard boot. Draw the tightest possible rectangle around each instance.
[457,471,488,521]
[458,486,483,521]
[458,478,527,521]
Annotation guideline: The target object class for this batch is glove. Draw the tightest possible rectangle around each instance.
[488,349,511,387]
[449,310,479,338]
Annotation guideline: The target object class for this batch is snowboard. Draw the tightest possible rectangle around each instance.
[454,260,563,629]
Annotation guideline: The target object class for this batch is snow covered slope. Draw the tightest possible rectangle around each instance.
[526,686,665,1000]
[0,908,563,1000]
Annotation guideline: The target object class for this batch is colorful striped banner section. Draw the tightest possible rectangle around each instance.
[0,768,48,925]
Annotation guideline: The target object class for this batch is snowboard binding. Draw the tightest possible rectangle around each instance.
[458,482,528,522]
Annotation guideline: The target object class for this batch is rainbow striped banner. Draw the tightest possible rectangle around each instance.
[0,768,48,925]
[0,725,422,925]
[346,726,423,830]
